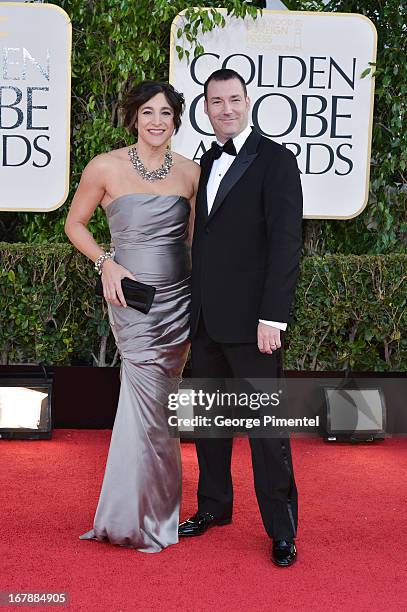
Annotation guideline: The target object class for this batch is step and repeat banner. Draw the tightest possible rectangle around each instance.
[0,2,71,211]
[0,7,376,218]
[170,10,377,219]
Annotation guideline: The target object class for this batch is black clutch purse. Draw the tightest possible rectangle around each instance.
[95,276,156,314]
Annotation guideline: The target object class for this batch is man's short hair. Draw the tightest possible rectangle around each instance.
[204,69,247,100]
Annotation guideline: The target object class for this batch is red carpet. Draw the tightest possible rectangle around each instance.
[1,431,407,611]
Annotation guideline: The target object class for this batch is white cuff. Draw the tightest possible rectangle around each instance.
[259,319,287,331]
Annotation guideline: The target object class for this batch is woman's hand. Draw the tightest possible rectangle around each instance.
[101,258,137,307]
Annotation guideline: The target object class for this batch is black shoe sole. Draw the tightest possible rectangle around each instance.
[178,518,232,538]
[271,553,297,567]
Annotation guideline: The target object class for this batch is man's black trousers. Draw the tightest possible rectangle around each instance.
[191,315,298,541]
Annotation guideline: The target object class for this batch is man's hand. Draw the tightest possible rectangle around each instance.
[257,322,281,354]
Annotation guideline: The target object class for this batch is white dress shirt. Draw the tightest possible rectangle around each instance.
[206,125,287,332]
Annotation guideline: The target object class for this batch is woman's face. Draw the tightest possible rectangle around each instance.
[136,92,175,147]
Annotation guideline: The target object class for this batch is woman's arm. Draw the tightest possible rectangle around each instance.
[65,155,135,307]
[65,155,108,262]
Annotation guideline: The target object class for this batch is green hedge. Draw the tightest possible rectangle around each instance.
[0,244,405,371]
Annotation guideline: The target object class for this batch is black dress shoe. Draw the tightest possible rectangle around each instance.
[178,512,232,537]
[271,540,297,567]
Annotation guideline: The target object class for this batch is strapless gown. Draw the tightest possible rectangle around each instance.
[79,193,191,552]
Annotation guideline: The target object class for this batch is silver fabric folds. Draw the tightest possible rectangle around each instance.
[80,194,191,552]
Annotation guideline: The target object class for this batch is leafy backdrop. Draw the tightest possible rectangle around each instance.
[0,0,405,253]
[0,245,405,371]
[0,1,405,370]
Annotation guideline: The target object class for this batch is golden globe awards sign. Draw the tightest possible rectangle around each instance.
[170,10,377,219]
[0,2,71,211]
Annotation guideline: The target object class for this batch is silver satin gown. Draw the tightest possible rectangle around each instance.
[80,194,191,553]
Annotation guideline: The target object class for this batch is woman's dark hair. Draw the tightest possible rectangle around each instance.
[204,69,247,100]
[123,81,185,136]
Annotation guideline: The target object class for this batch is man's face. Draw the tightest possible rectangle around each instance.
[204,78,250,143]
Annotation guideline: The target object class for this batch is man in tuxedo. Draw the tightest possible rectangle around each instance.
[179,69,303,567]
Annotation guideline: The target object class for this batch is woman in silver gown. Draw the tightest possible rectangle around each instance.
[65,81,200,552]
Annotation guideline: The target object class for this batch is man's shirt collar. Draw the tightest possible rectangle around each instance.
[216,124,252,155]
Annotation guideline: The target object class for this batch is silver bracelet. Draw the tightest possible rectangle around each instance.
[94,250,113,275]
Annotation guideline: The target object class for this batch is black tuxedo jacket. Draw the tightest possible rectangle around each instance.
[190,128,303,343]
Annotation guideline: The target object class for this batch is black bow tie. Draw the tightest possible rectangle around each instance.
[211,139,237,159]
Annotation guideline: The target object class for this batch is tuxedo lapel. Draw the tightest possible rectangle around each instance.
[206,128,261,225]
[196,153,214,221]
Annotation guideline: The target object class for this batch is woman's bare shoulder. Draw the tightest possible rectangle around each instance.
[83,147,129,174]
[105,145,132,161]
[173,152,200,175]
